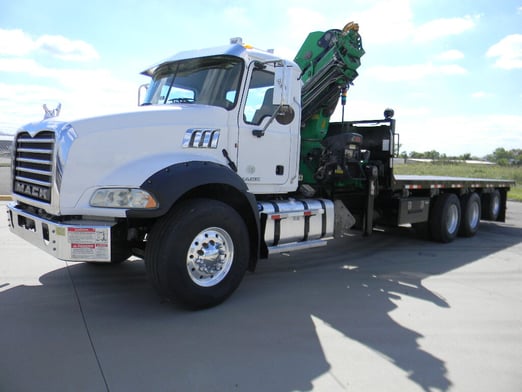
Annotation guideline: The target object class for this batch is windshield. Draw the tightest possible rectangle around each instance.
[143,55,244,110]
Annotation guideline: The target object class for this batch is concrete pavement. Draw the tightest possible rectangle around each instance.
[1,201,521,391]
[0,165,10,198]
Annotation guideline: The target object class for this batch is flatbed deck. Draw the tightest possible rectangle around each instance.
[393,175,515,191]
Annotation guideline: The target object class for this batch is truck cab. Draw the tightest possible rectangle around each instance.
[140,43,302,194]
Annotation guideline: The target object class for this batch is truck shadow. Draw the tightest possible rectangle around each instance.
[1,219,521,391]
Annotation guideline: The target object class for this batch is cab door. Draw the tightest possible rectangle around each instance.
[236,64,298,194]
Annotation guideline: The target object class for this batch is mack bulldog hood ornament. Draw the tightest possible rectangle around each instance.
[43,103,61,119]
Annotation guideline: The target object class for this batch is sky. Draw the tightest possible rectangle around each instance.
[0,0,521,157]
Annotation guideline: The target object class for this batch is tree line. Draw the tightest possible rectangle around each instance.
[398,148,522,166]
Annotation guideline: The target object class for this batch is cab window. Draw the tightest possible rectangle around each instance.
[244,68,275,124]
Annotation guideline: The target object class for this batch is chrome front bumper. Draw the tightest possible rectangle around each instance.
[6,202,114,262]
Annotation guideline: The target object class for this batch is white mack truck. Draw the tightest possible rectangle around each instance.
[7,23,514,308]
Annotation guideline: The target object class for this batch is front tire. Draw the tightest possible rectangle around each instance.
[430,193,461,243]
[145,198,249,309]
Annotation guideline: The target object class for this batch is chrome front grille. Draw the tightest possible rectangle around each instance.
[13,131,55,203]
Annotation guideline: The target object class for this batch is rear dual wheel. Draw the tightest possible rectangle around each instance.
[482,190,501,221]
[430,193,461,243]
[430,192,481,243]
[459,192,481,237]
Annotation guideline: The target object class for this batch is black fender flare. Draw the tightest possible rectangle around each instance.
[127,161,261,267]
[127,161,255,217]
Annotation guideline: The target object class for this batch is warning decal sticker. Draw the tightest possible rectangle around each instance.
[67,227,110,261]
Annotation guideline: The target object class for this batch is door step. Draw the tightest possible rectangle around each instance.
[267,238,329,255]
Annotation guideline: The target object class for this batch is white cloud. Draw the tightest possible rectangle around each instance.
[349,2,478,45]
[436,50,465,61]
[486,34,522,69]
[0,79,137,134]
[0,60,138,134]
[0,57,104,84]
[0,83,65,130]
[0,28,137,134]
[0,57,42,75]
[0,29,36,56]
[36,34,99,62]
[471,91,489,99]
[414,15,478,42]
[286,7,328,41]
[365,63,467,82]
[269,7,329,59]
[351,0,414,44]
[0,28,98,62]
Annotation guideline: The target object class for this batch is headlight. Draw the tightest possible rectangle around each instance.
[90,188,158,209]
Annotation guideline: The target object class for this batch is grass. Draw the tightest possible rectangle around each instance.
[393,161,522,201]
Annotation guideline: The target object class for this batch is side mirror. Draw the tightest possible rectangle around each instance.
[276,105,295,125]
[138,83,149,106]
[273,64,291,106]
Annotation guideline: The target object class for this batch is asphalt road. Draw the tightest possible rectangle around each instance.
[1,201,521,391]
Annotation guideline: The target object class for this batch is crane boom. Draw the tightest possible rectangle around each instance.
[294,22,365,184]
[294,22,364,125]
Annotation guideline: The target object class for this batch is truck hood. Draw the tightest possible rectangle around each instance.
[20,104,228,138]
[19,104,236,215]
[69,104,227,135]
[62,103,232,172]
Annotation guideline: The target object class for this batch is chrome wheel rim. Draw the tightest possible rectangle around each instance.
[186,227,234,287]
[446,204,459,234]
[469,201,480,229]
[491,194,500,217]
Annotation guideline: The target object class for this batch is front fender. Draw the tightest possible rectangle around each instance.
[128,161,256,219]
[129,161,262,269]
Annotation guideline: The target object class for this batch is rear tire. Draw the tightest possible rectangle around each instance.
[459,192,481,237]
[482,190,501,221]
[430,193,461,243]
[145,198,249,309]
